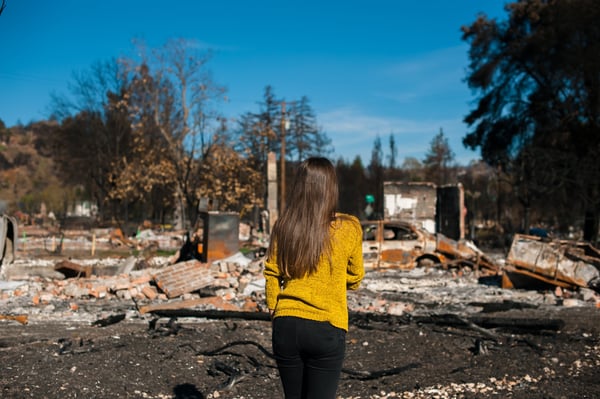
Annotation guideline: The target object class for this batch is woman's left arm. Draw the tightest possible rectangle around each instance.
[346,221,365,290]
[264,257,282,310]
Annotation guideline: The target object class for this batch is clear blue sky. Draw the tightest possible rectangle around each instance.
[0,0,508,165]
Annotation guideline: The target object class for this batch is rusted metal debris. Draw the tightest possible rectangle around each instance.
[108,228,136,248]
[0,314,28,325]
[4,216,599,327]
[361,220,499,274]
[54,259,92,278]
[503,234,600,292]
[361,220,600,293]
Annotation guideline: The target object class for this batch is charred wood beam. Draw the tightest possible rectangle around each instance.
[142,308,565,337]
[351,311,564,336]
[514,337,545,355]
[349,311,412,326]
[462,315,564,332]
[145,308,411,325]
[147,308,272,321]
[211,360,245,390]
[468,300,538,313]
[92,313,126,327]
[342,362,421,380]
[447,315,501,341]
[414,313,565,334]
[200,339,274,358]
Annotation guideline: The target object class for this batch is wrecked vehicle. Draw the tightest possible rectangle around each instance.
[503,233,600,292]
[361,220,498,274]
[0,214,17,271]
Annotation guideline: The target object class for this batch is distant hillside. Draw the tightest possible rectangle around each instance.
[0,122,66,221]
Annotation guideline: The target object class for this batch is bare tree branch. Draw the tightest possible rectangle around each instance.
[0,0,7,16]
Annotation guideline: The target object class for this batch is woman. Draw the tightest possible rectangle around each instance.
[264,157,365,399]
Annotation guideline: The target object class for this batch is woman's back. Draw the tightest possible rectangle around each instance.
[265,213,364,331]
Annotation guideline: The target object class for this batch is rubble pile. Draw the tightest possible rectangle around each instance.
[2,227,600,399]
[1,249,599,328]
[1,225,600,329]
[0,252,268,324]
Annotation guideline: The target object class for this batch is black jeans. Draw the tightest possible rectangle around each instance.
[272,316,346,399]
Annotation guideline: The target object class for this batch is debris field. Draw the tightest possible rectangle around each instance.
[1,225,600,398]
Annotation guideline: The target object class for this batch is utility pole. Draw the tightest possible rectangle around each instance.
[280,101,287,214]
[267,152,278,234]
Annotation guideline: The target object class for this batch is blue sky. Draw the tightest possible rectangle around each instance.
[0,0,508,165]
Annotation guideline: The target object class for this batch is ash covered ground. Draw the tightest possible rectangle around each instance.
[1,231,600,398]
[0,306,599,399]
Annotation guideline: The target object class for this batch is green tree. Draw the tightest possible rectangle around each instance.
[462,0,600,242]
[234,86,282,210]
[367,135,384,219]
[235,87,332,212]
[235,112,269,208]
[287,96,332,161]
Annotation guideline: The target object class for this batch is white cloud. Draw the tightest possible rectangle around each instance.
[383,45,468,77]
[374,45,470,104]
[321,106,451,137]
[320,106,479,165]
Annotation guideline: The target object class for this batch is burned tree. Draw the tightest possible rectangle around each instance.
[462,0,600,242]
[234,86,281,212]
[49,59,134,221]
[123,38,227,228]
[422,128,456,186]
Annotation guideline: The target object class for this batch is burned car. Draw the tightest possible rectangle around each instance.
[503,233,600,292]
[361,220,498,274]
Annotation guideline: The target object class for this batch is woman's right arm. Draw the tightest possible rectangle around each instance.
[346,217,365,290]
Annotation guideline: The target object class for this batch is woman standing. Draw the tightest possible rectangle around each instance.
[264,157,365,399]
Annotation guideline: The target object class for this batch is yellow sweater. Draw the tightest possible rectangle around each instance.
[264,213,365,331]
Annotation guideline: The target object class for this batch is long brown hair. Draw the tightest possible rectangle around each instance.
[268,157,339,279]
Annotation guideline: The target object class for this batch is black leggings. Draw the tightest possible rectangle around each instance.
[272,316,346,399]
